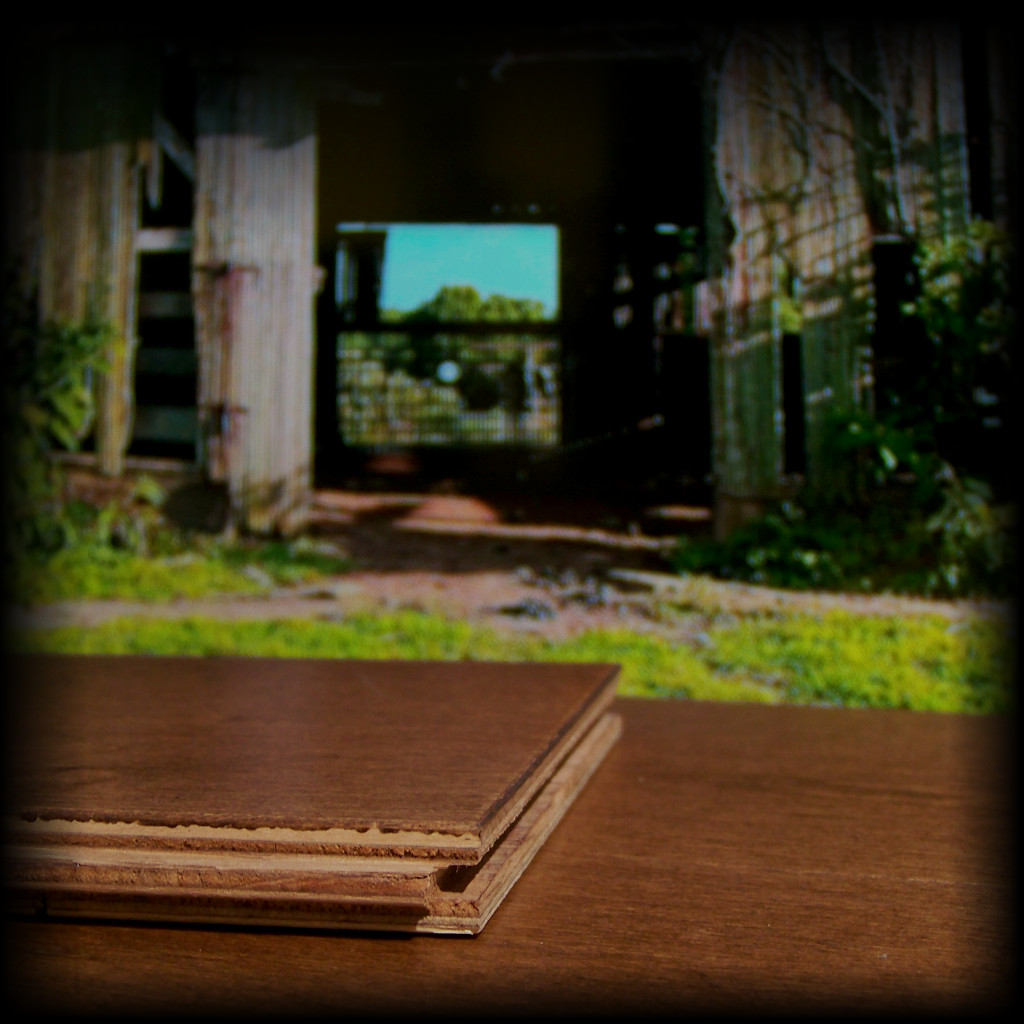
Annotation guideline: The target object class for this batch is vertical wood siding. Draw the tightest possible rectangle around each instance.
[193,62,317,534]
[697,22,971,516]
[985,28,1014,232]
[5,40,157,476]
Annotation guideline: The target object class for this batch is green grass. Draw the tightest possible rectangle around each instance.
[9,607,1012,714]
[7,507,1013,714]
[704,611,1012,713]
[10,535,352,603]
[13,547,267,602]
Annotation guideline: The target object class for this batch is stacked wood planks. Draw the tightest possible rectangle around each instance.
[5,656,621,934]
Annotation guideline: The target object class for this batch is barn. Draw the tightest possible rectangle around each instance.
[3,20,1014,536]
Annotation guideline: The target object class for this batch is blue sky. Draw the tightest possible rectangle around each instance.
[338,223,559,316]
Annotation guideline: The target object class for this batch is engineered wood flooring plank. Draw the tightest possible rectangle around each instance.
[6,655,622,932]
[421,709,623,933]
[7,710,622,933]
[7,655,620,862]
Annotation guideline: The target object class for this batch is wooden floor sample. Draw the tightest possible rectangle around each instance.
[6,655,621,933]
[9,712,621,934]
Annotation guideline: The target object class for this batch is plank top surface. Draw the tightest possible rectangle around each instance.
[5,655,619,857]
[4,658,1014,1015]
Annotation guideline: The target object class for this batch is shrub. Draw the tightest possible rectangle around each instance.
[2,282,112,592]
[670,220,1015,600]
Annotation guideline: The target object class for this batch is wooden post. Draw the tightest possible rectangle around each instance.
[193,58,318,534]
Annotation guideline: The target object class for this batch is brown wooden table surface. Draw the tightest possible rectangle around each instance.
[3,662,1014,1015]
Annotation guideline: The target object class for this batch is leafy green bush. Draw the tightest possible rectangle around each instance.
[671,480,1013,599]
[896,218,1014,474]
[819,239,1015,594]
[814,410,1014,596]
[2,281,112,570]
[673,502,849,590]
[671,221,1016,600]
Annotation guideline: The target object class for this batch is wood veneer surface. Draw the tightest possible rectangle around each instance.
[7,712,622,934]
[5,693,1012,1015]
[6,655,619,859]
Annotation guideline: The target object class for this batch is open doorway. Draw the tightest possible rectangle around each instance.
[331,220,561,449]
[314,29,709,501]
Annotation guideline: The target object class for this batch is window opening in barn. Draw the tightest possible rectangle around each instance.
[333,222,561,448]
[129,48,198,461]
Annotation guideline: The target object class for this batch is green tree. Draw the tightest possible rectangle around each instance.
[381,285,548,381]
[404,284,486,323]
[403,284,547,324]
[479,293,546,322]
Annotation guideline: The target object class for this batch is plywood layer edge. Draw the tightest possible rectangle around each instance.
[7,712,622,934]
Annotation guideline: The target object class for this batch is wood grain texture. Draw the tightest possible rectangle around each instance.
[4,675,1013,1015]
[192,66,318,533]
[6,655,619,859]
[7,711,622,935]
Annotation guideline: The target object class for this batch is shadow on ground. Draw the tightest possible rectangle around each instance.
[303,489,709,578]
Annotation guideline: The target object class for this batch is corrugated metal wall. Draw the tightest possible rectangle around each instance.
[696,22,971,529]
[192,61,318,534]
[4,38,158,476]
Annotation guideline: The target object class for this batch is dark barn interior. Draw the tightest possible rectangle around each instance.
[309,27,710,503]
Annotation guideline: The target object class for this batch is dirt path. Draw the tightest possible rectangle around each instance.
[11,490,1010,641]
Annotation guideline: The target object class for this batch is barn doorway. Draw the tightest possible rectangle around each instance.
[314,27,710,503]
